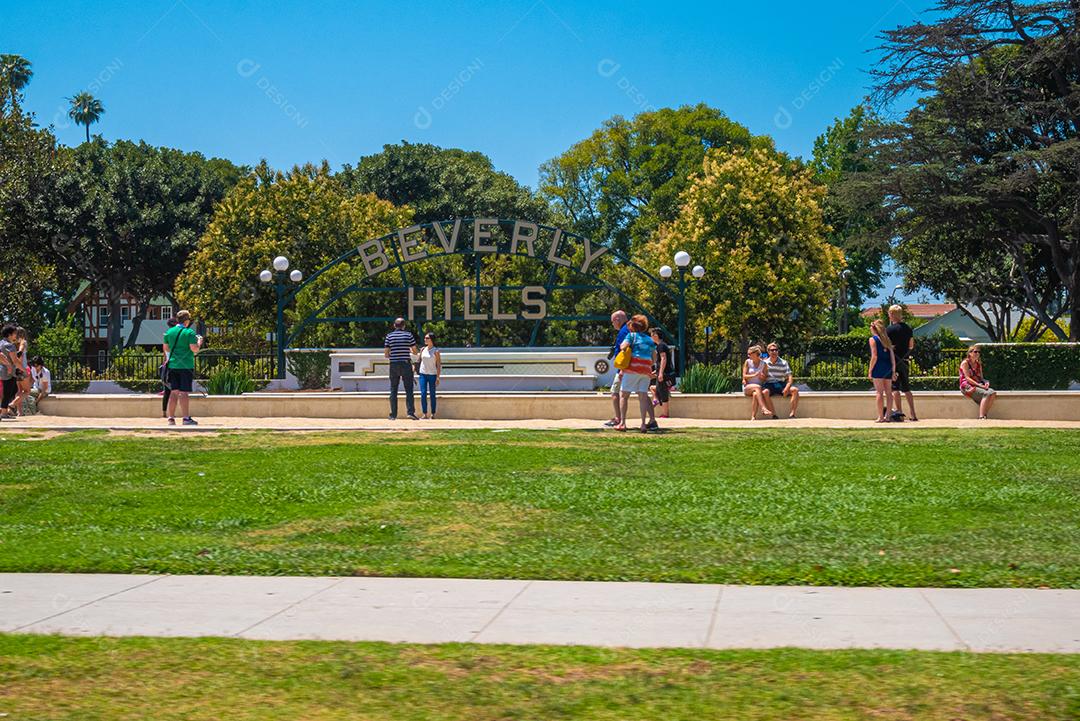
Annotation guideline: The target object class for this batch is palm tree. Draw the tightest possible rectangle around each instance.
[0,54,33,114]
[68,92,105,143]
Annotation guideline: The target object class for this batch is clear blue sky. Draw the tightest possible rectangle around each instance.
[3,0,934,302]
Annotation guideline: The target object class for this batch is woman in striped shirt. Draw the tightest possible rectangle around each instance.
[615,314,659,433]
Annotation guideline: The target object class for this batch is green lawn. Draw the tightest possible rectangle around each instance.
[0,428,1077,587]
[0,634,1075,720]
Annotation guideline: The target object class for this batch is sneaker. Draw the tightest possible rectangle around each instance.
[388,415,397,421]
[646,420,659,431]
[182,417,198,426]
[407,413,419,421]
[167,417,176,426]
[603,419,619,427]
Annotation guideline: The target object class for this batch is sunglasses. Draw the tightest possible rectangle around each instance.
[970,350,980,355]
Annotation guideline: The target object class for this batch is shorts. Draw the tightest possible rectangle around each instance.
[653,378,672,403]
[894,358,911,393]
[966,386,996,403]
[619,372,651,395]
[167,368,194,393]
[762,381,787,396]
[610,371,622,396]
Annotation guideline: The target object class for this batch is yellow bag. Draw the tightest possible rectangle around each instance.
[614,344,632,370]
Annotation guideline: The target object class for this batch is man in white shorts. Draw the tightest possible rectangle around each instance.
[603,310,629,427]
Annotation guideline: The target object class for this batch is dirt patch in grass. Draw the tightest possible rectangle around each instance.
[239,501,549,555]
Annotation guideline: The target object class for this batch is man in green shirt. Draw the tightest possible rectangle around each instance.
[162,310,203,425]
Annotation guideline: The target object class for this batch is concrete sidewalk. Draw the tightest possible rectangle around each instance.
[7,415,1080,431]
[3,574,1077,653]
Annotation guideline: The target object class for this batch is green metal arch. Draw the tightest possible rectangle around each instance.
[279,219,680,349]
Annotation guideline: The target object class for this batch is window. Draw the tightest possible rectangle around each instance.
[120,306,130,322]
[160,305,173,319]
[98,306,109,328]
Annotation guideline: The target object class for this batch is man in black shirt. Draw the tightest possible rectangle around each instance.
[886,305,918,421]
[384,317,419,420]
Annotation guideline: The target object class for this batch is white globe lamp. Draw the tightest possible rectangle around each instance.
[692,265,705,279]
[258,269,273,283]
[674,251,691,268]
[289,269,303,283]
[659,265,673,280]
[272,256,290,272]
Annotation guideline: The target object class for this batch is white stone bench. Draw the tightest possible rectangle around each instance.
[330,348,616,392]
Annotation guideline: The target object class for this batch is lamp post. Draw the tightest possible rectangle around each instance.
[838,269,852,334]
[889,284,904,305]
[259,255,302,379]
[659,252,705,378]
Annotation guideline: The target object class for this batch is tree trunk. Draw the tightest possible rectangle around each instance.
[1071,296,1079,342]
[106,289,123,351]
[84,123,89,144]
[125,299,151,350]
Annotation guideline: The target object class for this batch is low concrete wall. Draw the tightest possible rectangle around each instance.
[37,391,1080,421]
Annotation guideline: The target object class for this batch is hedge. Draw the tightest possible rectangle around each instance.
[798,377,958,392]
[980,343,1080,390]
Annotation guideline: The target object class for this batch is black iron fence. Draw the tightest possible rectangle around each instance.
[688,348,969,391]
[41,352,277,393]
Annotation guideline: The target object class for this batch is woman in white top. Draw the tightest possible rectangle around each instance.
[418,332,442,419]
[742,345,772,421]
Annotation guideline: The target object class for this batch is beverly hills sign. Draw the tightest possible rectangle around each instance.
[355,219,612,322]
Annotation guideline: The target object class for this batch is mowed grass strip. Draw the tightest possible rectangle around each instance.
[0,634,1077,721]
[0,428,1077,587]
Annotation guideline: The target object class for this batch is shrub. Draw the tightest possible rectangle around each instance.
[807,357,868,379]
[928,326,965,349]
[203,329,272,354]
[679,363,737,394]
[1008,317,1070,343]
[52,362,96,393]
[287,350,330,390]
[108,348,163,393]
[204,364,257,395]
[981,343,1080,390]
[799,376,957,392]
[806,336,870,356]
[197,351,273,384]
[35,314,84,358]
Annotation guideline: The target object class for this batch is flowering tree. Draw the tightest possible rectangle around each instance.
[644,147,845,347]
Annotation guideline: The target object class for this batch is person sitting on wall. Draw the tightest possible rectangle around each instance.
[30,356,51,403]
[742,345,772,421]
[959,344,997,420]
[760,342,800,419]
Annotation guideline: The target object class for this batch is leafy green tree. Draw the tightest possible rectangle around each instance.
[642,147,845,347]
[49,139,238,347]
[67,92,104,143]
[810,105,888,308]
[0,85,66,334]
[869,1,1080,339]
[34,313,84,357]
[337,142,556,346]
[338,142,548,223]
[177,162,413,341]
[0,54,32,115]
[539,104,769,255]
